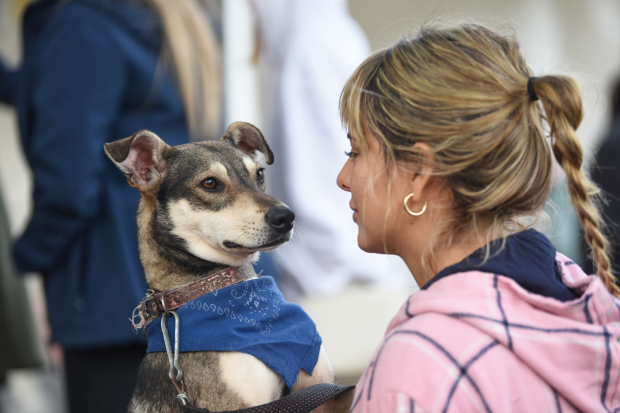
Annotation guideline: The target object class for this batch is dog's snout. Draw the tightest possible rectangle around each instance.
[265,206,295,234]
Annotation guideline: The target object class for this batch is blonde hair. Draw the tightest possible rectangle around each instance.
[147,0,221,140]
[340,21,620,298]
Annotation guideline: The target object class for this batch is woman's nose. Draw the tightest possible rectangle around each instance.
[337,160,350,192]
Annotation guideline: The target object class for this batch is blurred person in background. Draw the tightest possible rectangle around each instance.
[252,0,405,299]
[0,0,221,411]
[585,77,620,280]
[0,181,43,410]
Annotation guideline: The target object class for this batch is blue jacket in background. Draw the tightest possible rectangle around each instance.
[0,0,191,348]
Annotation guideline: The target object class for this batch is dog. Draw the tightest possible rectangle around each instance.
[104,122,351,413]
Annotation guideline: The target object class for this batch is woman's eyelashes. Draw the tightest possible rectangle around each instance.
[344,150,358,159]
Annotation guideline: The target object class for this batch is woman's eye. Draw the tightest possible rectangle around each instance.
[344,150,358,158]
[202,178,218,190]
[257,169,265,182]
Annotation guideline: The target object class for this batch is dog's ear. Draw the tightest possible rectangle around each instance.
[104,130,172,192]
[221,122,274,165]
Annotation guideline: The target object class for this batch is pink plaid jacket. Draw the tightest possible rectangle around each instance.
[351,253,620,412]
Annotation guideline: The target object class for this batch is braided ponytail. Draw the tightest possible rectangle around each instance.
[532,76,620,298]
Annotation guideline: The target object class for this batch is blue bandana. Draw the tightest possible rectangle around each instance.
[146,276,322,390]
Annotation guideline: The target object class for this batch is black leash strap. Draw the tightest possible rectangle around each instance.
[180,383,355,413]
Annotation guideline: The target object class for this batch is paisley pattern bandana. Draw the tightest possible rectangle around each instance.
[146,276,322,390]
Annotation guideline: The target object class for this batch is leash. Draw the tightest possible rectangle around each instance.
[160,297,190,406]
[180,383,355,413]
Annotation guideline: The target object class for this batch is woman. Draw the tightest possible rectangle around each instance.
[0,0,220,411]
[337,22,620,412]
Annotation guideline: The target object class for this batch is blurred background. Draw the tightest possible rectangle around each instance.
[1,0,619,412]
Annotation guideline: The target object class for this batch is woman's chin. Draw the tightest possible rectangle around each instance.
[357,235,384,255]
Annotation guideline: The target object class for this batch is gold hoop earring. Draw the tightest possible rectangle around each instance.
[404,193,427,216]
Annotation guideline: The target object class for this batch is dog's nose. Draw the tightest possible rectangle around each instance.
[265,206,295,234]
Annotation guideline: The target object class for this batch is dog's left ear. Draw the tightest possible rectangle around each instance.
[221,122,274,165]
[104,129,172,193]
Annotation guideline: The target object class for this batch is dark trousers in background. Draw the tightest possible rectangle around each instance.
[64,344,146,413]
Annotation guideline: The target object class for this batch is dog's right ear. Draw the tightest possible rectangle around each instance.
[221,122,274,165]
[104,130,172,192]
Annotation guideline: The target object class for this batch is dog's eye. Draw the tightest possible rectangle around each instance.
[202,178,218,190]
[257,169,265,183]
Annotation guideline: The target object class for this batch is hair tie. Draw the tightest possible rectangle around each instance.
[527,77,539,102]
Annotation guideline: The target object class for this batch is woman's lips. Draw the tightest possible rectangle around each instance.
[353,211,358,222]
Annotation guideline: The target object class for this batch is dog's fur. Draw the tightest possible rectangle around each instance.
[105,123,352,413]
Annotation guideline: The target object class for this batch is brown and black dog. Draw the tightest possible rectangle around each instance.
[104,122,351,413]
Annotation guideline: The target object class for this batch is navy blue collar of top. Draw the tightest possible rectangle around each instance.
[422,229,580,302]
[145,276,321,391]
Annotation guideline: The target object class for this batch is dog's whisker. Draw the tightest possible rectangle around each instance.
[215,224,251,231]
[290,213,316,223]
[290,229,303,241]
[232,232,249,243]
[190,233,208,252]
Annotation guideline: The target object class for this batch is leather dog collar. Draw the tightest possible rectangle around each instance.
[133,263,256,328]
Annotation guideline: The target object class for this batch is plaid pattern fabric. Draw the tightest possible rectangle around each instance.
[351,253,620,413]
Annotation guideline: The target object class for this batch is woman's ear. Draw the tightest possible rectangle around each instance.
[409,142,435,203]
